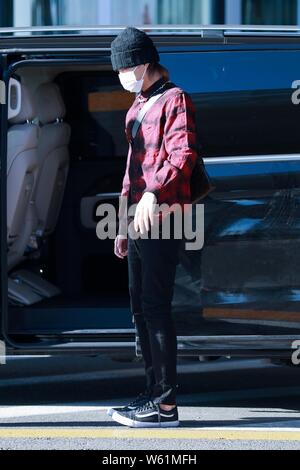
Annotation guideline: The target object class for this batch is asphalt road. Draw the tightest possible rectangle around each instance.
[0,355,300,449]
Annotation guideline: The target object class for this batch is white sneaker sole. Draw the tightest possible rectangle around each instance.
[111,410,180,428]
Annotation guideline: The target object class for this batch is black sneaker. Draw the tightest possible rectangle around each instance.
[111,399,180,428]
[106,390,152,417]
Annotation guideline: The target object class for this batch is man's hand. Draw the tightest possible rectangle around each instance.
[134,192,157,235]
[114,235,128,259]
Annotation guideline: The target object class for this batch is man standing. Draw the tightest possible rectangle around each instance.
[108,26,198,428]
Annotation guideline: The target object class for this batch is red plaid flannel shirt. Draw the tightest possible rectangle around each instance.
[119,77,198,222]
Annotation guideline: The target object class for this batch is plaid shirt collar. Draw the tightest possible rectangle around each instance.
[137,76,168,103]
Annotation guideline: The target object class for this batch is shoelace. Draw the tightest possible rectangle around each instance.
[128,391,151,407]
[135,400,161,424]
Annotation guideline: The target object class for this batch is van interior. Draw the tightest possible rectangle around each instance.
[6,63,138,343]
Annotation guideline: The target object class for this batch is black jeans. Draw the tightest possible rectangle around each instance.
[127,213,183,405]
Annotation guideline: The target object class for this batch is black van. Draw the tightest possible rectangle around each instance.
[1,25,300,360]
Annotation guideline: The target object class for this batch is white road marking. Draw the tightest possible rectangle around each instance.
[1,384,300,420]
[0,404,108,419]
[0,359,295,422]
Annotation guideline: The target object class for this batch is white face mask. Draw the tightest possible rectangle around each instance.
[118,64,148,93]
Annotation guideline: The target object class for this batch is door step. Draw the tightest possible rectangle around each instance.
[8,269,61,306]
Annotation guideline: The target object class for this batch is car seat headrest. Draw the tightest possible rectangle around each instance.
[35,82,66,125]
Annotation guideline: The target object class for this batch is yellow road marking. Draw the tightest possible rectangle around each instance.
[0,428,300,441]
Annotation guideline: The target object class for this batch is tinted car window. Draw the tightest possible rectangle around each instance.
[56,71,134,161]
[162,51,300,157]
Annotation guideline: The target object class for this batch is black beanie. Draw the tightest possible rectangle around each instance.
[110,26,160,71]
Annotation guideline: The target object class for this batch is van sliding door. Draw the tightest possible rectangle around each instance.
[0,54,6,345]
[139,49,300,356]
[2,53,136,354]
